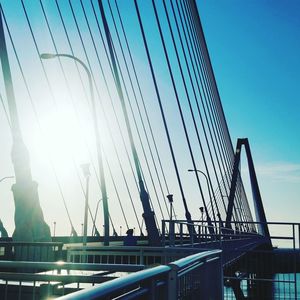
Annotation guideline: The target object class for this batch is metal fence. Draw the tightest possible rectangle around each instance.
[162,220,300,299]
[67,245,200,266]
[162,220,262,248]
[223,248,300,300]
[0,260,144,300]
[162,220,300,250]
[221,221,300,300]
[58,249,223,300]
[0,241,63,262]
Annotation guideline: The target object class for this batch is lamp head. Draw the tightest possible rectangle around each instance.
[166,194,173,203]
[40,53,56,59]
[199,207,204,213]
[81,163,91,178]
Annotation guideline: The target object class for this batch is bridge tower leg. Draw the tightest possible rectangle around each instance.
[0,11,51,248]
[225,138,270,240]
[98,1,160,246]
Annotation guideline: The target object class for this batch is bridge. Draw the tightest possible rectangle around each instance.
[0,1,298,299]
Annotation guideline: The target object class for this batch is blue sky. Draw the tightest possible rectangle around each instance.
[197,0,300,222]
[0,1,299,237]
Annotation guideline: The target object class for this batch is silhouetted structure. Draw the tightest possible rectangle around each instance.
[124,229,137,246]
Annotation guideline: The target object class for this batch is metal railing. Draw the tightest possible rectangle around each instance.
[0,241,63,261]
[67,245,201,266]
[58,249,223,300]
[162,220,265,252]
[162,220,300,249]
[162,220,300,299]
[220,221,300,300]
[0,260,144,300]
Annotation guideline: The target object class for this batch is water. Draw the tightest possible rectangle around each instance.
[224,273,300,300]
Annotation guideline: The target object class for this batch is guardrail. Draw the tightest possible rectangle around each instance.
[58,249,223,300]
[162,220,265,253]
[161,220,300,299]
[162,220,300,249]
[67,245,201,266]
[0,241,63,261]
[0,260,144,300]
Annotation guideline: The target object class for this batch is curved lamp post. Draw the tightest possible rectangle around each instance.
[188,169,213,203]
[41,53,110,245]
[0,176,14,183]
[188,169,216,222]
[81,163,90,246]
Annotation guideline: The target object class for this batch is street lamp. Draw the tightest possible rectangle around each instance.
[53,221,56,237]
[188,169,216,220]
[92,199,102,236]
[188,169,213,203]
[188,169,218,237]
[0,176,14,183]
[166,194,173,221]
[41,53,110,245]
[81,163,90,246]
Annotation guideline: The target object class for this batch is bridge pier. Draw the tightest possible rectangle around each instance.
[0,11,51,254]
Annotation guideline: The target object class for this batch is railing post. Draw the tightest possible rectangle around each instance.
[162,220,166,247]
[180,223,183,245]
[298,224,300,249]
[292,224,295,249]
[140,248,144,265]
[169,220,175,247]
[216,253,224,300]
[190,223,194,245]
[167,264,178,300]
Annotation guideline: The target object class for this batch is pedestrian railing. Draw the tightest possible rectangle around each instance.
[58,249,223,300]
[67,245,200,266]
[162,219,259,246]
[162,220,300,249]
[220,221,300,300]
[0,241,63,261]
[0,260,144,300]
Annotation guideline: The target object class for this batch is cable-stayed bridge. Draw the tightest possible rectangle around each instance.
[0,1,298,299]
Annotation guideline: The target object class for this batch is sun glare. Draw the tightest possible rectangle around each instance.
[31,105,94,174]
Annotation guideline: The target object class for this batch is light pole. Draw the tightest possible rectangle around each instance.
[53,221,56,237]
[0,176,14,183]
[81,163,90,246]
[199,207,204,235]
[188,169,216,221]
[188,169,213,203]
[92,199,102,236]
[41,53,110,245]
[167,194,173,221]
[188,169,218,237]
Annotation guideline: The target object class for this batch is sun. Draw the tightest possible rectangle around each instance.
[30,104,94,176]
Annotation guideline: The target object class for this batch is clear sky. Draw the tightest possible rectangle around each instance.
[0,1,299,238]
[197,0,300,222]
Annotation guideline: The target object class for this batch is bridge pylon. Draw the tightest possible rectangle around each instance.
[0,10,51,250]
[226,138,271,242]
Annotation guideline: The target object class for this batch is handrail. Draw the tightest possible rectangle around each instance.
[57,249,223,299]
[168,249,221,269]
[0,241,63,246]
[57,265,170,299]
[164,220,300,226]
[0,260,144,272]
[66,245,200,251]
